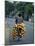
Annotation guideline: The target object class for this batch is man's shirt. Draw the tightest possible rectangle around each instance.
[16,16,23,24]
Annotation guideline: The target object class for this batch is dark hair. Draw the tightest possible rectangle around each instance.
[18,14,21,17]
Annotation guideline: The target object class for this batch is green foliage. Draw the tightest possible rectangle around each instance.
[5,1,34,18]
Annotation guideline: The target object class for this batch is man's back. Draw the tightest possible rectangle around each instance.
[16,16,23,24]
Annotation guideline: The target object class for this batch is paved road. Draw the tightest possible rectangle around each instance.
[5,18,34,45]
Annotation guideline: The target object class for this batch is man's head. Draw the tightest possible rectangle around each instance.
[18,14,22,17]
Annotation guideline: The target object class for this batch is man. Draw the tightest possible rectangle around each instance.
[15,14,23,24]
[15,14,24,38]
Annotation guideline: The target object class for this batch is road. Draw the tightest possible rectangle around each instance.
[5,18,34,45]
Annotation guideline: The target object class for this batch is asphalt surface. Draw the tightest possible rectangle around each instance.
[5,18,34,45]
